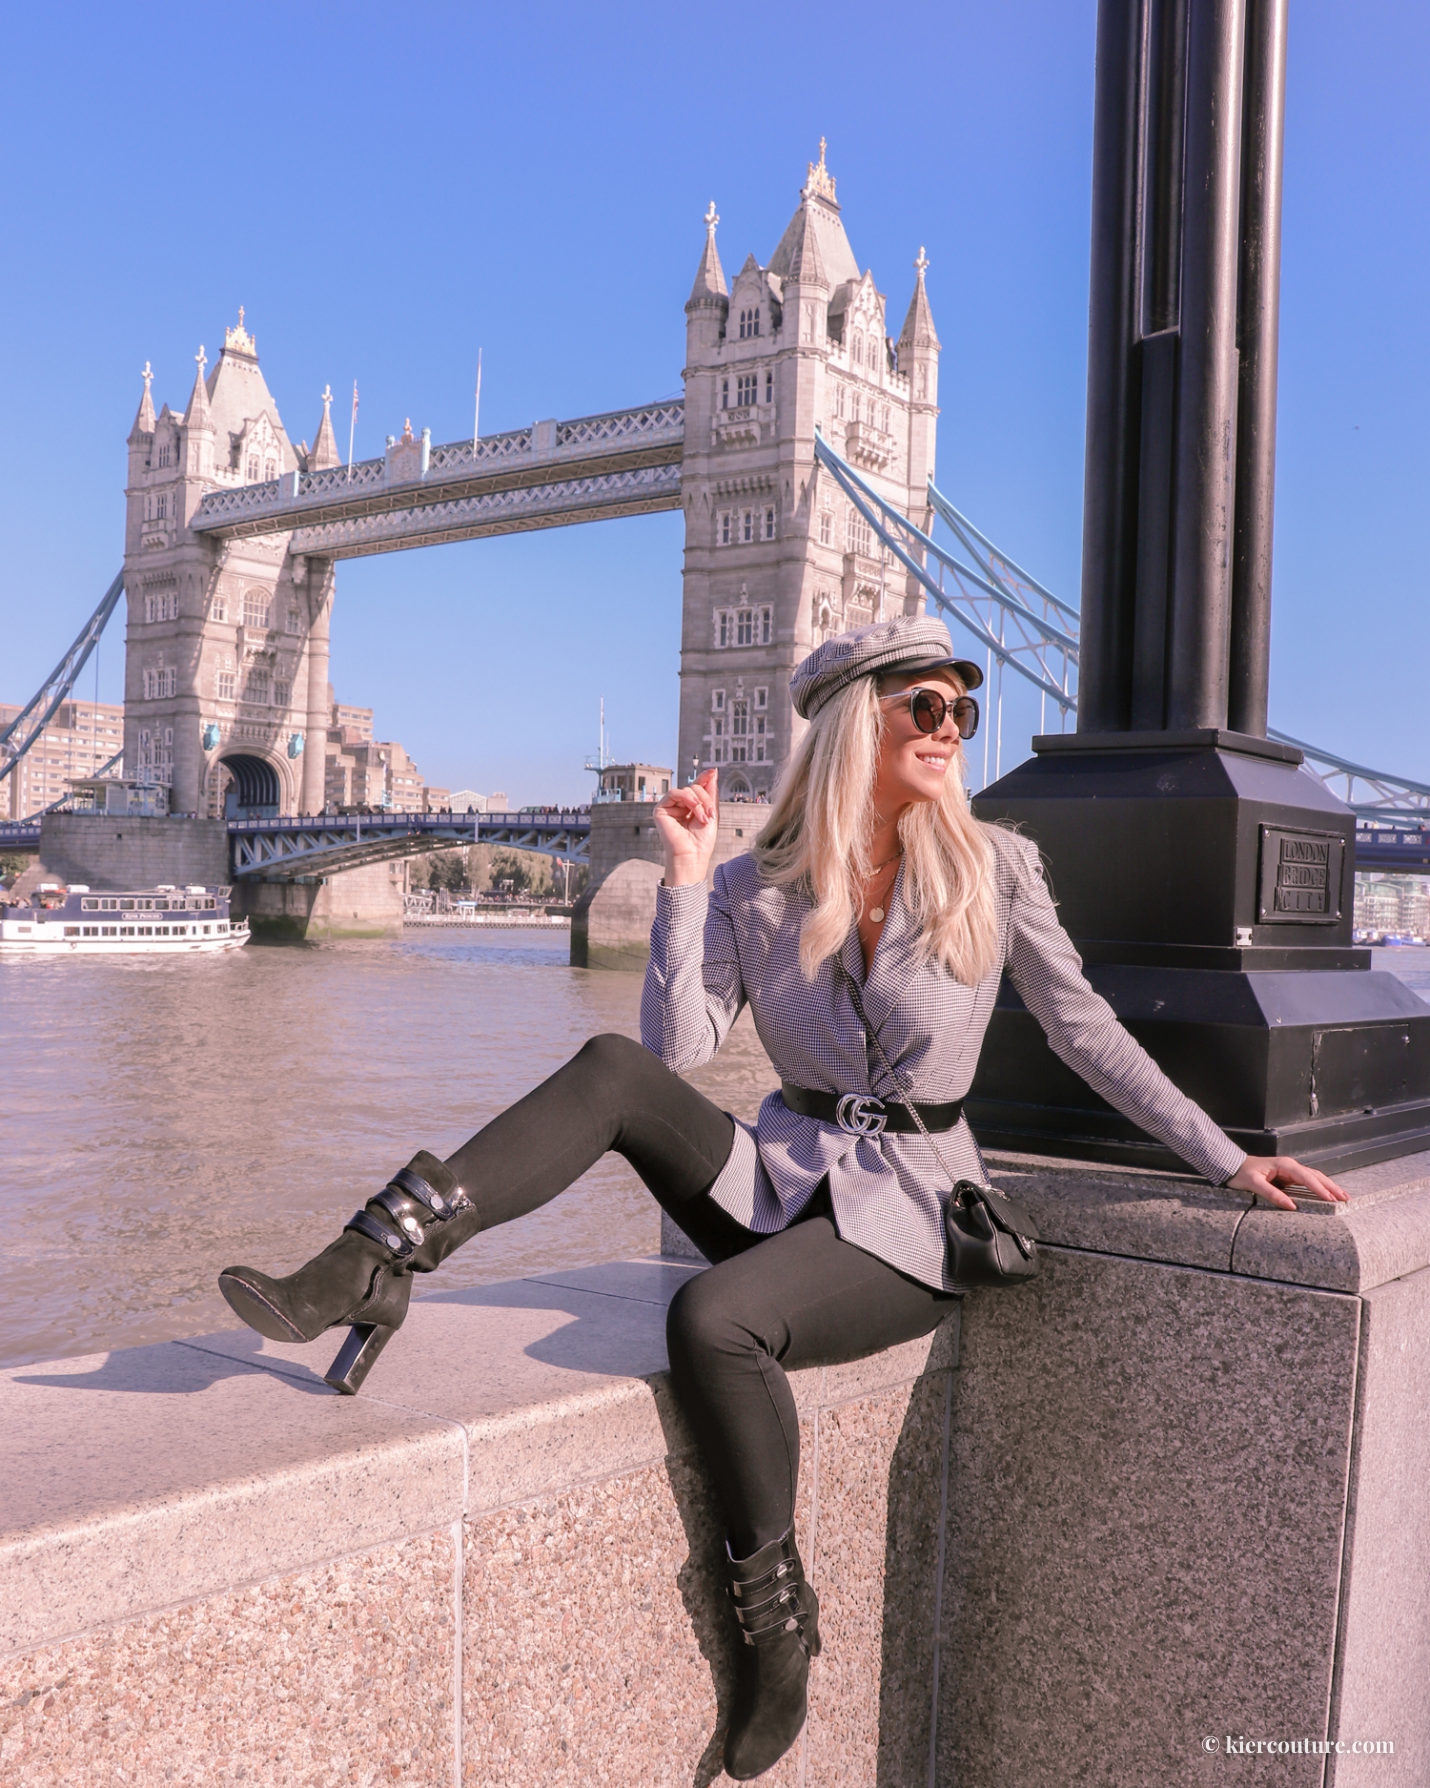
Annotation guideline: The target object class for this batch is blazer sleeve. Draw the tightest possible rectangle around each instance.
[639,864,746,1071]
[1001,836,1246,1185]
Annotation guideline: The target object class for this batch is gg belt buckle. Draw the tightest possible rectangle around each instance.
[836,1093,888,1137]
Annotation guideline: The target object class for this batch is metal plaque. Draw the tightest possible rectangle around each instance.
[1257,826,1345,925]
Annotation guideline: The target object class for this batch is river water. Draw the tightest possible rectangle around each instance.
[0,931,779,1370]
[2,937,1427,1370]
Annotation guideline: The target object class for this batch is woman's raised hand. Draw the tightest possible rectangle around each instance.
[655,768,720,888]
[1225,1154,1348,1211]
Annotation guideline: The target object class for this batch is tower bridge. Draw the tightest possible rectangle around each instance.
[4,141,1428,893]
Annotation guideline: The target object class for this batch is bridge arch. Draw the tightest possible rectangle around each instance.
[216,752,284,819]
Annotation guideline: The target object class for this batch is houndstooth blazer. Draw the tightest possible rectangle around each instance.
[640,827,1246,1292]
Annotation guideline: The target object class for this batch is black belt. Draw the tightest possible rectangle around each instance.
[780,1083,965,1137]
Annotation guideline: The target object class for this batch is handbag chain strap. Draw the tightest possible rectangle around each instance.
[837,957,964,1190]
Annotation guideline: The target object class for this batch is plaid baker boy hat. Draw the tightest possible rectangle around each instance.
[789,614,983,721]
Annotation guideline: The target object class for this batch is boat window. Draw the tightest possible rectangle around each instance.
[82,898,100,911]
[65,926,80,937]
[17,925,31,933]
[121,927,134,936]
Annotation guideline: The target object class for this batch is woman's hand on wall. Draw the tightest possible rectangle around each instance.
[655,768,720,888]
[1225,1154,1348,1210]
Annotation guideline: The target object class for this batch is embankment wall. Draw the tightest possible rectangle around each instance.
[8,1152,1430,1782]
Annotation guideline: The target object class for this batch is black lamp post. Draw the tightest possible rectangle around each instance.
[969,0,1430,1171]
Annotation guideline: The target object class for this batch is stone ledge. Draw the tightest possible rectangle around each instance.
[988,1145,1430,1293]
[0,1256,952,1663]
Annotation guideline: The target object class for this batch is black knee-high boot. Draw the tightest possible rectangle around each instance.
[218,1151,482,1393]
[722,1526,821,1779]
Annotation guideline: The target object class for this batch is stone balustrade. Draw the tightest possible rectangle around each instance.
[6,1149,1430,1784]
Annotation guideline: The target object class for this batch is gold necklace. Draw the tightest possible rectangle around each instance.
[863,853,901,925]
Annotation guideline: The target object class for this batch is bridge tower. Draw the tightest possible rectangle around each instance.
[678,145,941,797]
[123,315,336,818]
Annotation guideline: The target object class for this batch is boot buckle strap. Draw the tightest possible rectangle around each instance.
[730,1557,794,1601]
[388,1165,464,1220]
[371,1185,429,1245]
[345,1208,415,1260]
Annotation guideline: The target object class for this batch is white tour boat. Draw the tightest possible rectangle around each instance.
[0,884,250,955]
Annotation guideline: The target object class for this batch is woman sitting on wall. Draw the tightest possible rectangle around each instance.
[220,613,1344,1781]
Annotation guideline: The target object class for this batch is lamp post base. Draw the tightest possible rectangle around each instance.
[971,736,1430,1175]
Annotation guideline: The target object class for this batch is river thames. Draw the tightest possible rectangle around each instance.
[1,934,1427,1370]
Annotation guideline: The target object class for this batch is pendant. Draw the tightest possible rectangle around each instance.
[869,906,885,924]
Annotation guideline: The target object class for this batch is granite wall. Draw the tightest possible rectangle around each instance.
[7,1150,1430,1784]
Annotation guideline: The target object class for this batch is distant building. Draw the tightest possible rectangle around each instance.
[595,763,671,804]
[0,698,125,819]
[325,723,425,812]
[1355,874,1430,941]
[449,789,510,813]
[331,702,373,741]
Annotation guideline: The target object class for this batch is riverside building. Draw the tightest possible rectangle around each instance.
[0,699,124,820]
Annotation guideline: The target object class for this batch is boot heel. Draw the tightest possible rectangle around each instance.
[325,1322,397,1395]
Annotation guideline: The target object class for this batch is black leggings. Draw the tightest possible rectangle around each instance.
[444,1033,958,1554]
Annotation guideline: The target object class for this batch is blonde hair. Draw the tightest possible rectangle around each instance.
[752,673,1000,984]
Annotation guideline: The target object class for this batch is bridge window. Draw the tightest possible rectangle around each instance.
[285,605,302,634]
[212,592,228,622]
[247,669,271,705]
[157,442,172,468]
[847,509,872,557]
[720,512,732,546]
[736,373,758,407]
[717,611,730,647]
[763,507,775,541]
[144,590,177,623]
[765,370,773,405]
[217,670,236,701]
[738,307,761,339]
[742,511,754,544]
[835,384,846,419]
[141,667,177,699]
[819,509,833,547]
[721,379,730,410]
[736,610,753,647]
[759,606,772,644]
[274,678,291,709]
[264,459,276,481]
[711,689,726,712]
[243,592,270,629]
[850,390,861,423]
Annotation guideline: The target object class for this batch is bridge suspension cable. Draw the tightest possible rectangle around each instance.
[816,437,1430,823]
[0,571,125,787]
[812,435,1078,719]
[1266,732,1430,822]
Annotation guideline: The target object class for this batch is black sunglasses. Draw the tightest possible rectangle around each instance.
[881,686,980,740]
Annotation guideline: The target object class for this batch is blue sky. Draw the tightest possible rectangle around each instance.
[1,1,1426,804]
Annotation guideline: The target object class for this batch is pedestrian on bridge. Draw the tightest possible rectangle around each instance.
[220,612,1344,1780]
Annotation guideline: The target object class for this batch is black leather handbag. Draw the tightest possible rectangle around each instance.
[839,961,1041,1291]
[941,1180,1040,1288]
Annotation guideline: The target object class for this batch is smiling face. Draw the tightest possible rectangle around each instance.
[870,666,965,821]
